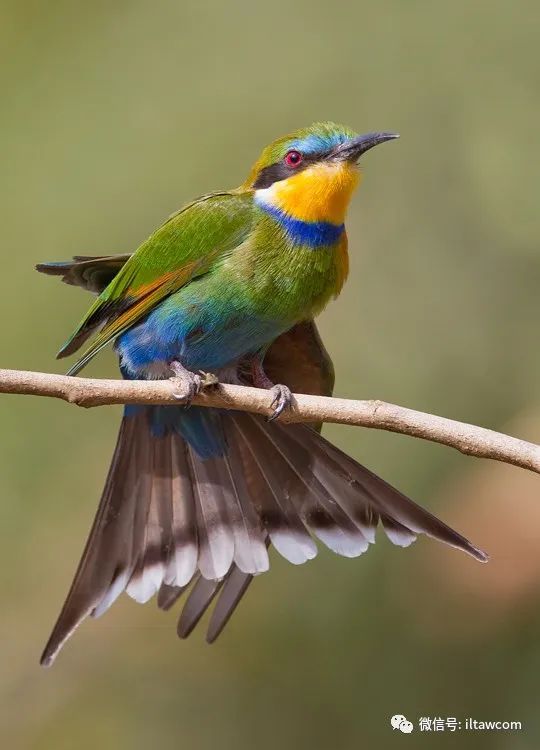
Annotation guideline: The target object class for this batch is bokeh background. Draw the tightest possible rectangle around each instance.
[1,1,540,747]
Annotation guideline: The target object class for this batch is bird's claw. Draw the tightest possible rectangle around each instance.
[198,370,219,388]
[169,362,218,406]
[267,384,292,422]
[170,373,202,405]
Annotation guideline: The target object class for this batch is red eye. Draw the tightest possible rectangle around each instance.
[284,150,303,168]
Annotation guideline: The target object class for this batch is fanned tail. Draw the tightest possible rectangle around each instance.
[242,415,488,562]
[41,409,487,666]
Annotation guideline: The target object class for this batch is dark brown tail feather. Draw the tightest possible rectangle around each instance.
[41,410,487,666]
[36,255,131,293]
[260,418,488,561]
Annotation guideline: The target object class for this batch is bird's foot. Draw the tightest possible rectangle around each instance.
[267,383,292,422]
[250,359,292,421]
[169,361,218,406]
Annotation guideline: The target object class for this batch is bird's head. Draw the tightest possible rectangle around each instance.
[244,122,398,225]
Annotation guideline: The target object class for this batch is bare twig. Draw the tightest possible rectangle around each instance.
[1,367,539,475]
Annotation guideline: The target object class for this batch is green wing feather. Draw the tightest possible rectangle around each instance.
[59,191,254,375]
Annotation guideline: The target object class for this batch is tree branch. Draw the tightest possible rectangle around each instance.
[1,367,539,475]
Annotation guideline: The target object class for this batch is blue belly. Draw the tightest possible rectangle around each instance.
[116,289,288,379]
[118,286,290,459]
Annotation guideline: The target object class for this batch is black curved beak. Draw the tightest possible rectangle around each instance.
[330,131,399,162]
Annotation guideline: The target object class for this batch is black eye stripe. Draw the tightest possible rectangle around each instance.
[252,149,330,189]
[253,162,299,189]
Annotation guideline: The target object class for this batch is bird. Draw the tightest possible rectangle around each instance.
[36,121,488,666]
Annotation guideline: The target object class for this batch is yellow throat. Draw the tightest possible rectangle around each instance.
[255,161,361,225]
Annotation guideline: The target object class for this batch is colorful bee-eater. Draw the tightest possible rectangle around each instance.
[37,122,487,666]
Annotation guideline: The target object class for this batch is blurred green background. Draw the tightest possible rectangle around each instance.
[1,0,540,747]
